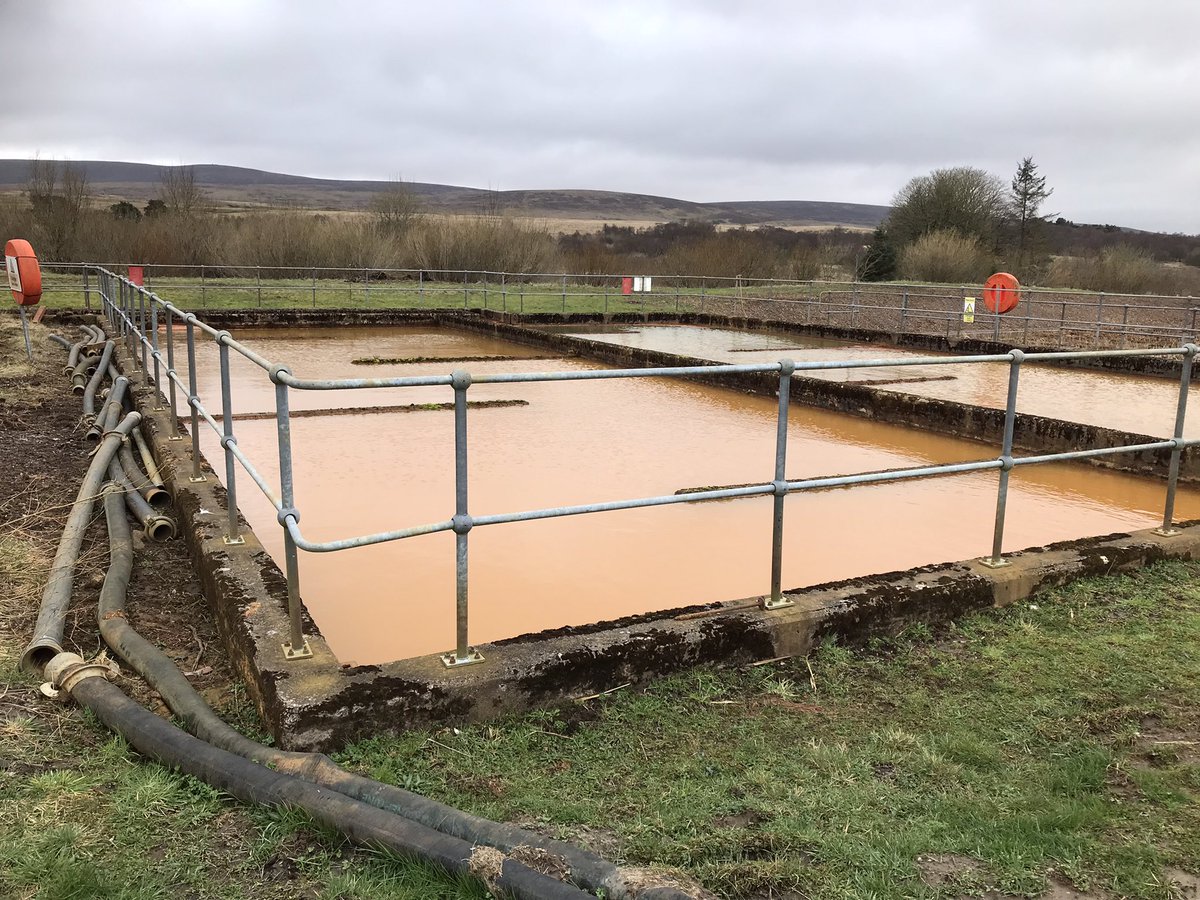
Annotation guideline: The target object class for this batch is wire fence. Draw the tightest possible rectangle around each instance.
[89,264,1200,667]
[41,262,1200,351]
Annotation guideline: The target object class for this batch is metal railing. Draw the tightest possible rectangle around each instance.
[45,262,1200,351]
[89,265,1200,667]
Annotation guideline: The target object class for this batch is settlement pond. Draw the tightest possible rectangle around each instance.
[558,324,1200,439]
[179,325,1200,665]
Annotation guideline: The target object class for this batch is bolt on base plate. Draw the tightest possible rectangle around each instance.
[282,640,313,660]
[761,595,795,610]
[979,557,1010,568]
[440,648,485,668]
[1153,526,1181,537]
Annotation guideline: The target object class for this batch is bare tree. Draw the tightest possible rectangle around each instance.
[25,156,92,260]
[369,177,422,234]
[887,167,1010,252]
[159,165,206,216]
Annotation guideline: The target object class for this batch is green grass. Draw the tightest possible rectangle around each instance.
[333,561,1200,899]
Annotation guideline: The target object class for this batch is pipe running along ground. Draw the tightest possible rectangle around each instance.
[19,410,142,672]
[82,340,115,422]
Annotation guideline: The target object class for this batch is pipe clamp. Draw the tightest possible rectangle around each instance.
[44,652,120,694]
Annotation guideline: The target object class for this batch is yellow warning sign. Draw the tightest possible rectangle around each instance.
[962,297,976,323]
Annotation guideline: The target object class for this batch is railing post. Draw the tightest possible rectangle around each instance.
[1155,344,1196,536]
[763,360,795,610]
[463,270,469,308]
[150,299,163,408]
[83,268,91,312]
[443,370,484,667]
[1121,305,1130,350]
[273,367,313,659]
[418,269,424,306]
[165,307,181,440]
[983,349,1024,567]
[138,288,149,374]
[1059,301,1066,346]
[185,316,205,483]
[900,287,908,332]
[312,269,317,307]
[217,334,244,545]
[561,274,567,312]
[200,264,207,307]
[256,265,262,307]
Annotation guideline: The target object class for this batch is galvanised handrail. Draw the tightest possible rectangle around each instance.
[89,266,1198,669]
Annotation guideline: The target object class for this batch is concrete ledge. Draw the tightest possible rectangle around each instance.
[94,311,1200,753]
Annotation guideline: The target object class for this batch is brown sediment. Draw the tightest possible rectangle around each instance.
[229,399,528,421]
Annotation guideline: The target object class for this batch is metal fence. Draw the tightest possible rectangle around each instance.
[43,262,1200,351]
[89,264,1200,667]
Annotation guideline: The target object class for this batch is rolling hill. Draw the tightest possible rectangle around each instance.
[0,159,889,229]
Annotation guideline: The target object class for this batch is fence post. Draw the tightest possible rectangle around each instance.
[1095,292,1104,346]
[273,367,312,659]
[763,361,796,610]
[185,317,205,483]
[443,370,483,668]
[200,264,206,307]
[1121,305,1130,349]
[217,335,244,545]
[150,300,163,408]
[501,272,506,313]
[311,269,317,307]
[364,267,370,306]
[418,269,424,307]
[165,307,181,440]
[463,271,469,308]
[900,287,908,332]
[983,350,1024,567]
[1059,301,1066,346]
[257,266,262,307]
[1155,344,1196,535]
[138,289,149,375]
[83,268,91,312]
[562,274,567,312]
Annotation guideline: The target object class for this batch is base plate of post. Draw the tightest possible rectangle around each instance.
[979,557,1010,568]
[761,595,795,610]
[440,648,485,668]
[168,435,184,442]
[222,535,246,546]
[1153,527,1181,537]
[188,475,206,483]
[282,640,313,660]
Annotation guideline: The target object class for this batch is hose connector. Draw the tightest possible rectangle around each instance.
[43,652,120,695]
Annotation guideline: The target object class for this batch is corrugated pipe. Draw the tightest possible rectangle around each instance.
[82,341,115,423]
[64,335,86,374]
[49,334,73,350]
[20,411,142,673]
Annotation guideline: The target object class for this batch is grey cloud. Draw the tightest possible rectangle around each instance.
[2,0,1197,231]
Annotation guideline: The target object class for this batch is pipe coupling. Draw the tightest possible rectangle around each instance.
[999,454,1015,471]
[269,363,292,384]
[1008,348,1026,365]
[44,652,120,694]
[778,358,796,377]
[220,434,238,449]
[772,479,788,497]
[450,369,472,391]
[277,506,300,526]
[452,513,474,534]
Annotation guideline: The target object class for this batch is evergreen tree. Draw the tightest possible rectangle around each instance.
[1010,157,1053,267]
[857,227,897,281]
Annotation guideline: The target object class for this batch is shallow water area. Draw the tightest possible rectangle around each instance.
[562,324,1200,439]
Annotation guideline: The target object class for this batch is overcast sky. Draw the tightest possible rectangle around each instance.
[4,1,1198,233]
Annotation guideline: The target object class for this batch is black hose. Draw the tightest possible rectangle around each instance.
[20,411,142,672]
[57,672,591,900]
[93,502,692,899]
[65,337,85,374]
[49,334,72,350]
[82,341,115,421]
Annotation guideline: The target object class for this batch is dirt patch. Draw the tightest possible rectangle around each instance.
[1165,869,1199,898]
[917,853,985,888]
